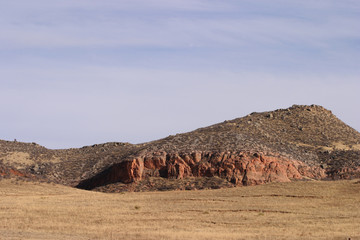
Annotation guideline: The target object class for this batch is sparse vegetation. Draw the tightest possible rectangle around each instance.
[94,177,234,193]
[1,104,359,192]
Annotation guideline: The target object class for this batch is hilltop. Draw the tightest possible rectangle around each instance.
[1,104,360,192]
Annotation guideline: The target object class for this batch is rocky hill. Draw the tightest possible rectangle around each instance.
[1,104,360,192]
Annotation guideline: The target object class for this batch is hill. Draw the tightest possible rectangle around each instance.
[1,104,360,192]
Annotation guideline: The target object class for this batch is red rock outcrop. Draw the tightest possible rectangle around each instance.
[76,158,143,189]
[76,151,327,190]
[0,165,33,178]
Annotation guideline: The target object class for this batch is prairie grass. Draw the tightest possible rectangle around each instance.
[1,152,32,168]
[0,179,359,240]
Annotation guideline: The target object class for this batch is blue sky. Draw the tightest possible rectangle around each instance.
[1,0,359,149]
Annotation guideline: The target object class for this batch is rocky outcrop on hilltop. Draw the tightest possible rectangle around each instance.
[1,104,360,192]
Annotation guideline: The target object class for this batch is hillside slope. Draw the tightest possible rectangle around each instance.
[1,104,360,192]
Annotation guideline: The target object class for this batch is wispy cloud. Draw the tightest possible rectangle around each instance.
[0,0,359,148]
[1,0,359,49]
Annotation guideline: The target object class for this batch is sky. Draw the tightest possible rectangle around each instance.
[0,0,359,149]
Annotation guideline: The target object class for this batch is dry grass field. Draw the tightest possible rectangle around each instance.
[1,179,359,240]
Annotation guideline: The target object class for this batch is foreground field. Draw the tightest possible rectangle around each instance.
[0,179,359,240]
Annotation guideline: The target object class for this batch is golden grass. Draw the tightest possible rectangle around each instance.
[331,142,360,151]
[0,179,359,240]
[1,152,32,168]
[1,152,61,170]
[294,141,360,152]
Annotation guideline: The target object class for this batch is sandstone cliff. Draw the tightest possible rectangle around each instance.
[77,151,326,191]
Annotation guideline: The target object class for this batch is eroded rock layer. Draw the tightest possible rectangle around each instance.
[76,151,326,190]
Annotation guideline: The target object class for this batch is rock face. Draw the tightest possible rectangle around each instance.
[77,158,143,189]
[76,151,326,190]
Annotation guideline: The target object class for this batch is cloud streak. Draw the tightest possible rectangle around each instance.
[0,0,359,148]
[1,0,359,49]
